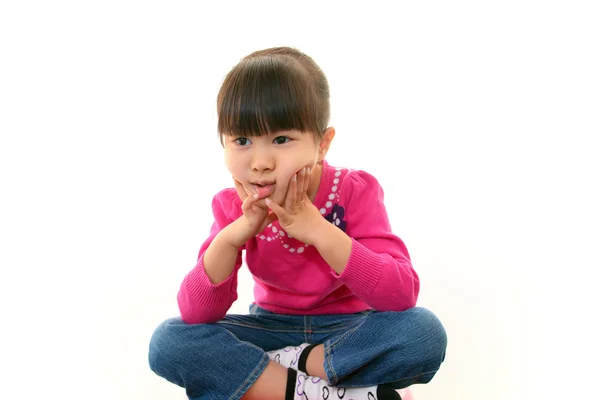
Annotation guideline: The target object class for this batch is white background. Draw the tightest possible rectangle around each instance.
[1,1,599,399]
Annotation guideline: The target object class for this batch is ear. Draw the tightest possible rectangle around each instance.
[317,127,336,161]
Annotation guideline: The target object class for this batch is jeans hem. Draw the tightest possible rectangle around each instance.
[322,321,363,385]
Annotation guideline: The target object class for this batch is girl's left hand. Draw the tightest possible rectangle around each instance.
[264,167,326,245]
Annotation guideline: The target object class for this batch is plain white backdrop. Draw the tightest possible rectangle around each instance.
[1,1,598,399]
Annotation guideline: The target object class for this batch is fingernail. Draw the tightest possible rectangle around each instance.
[292,174,297,181]
[265,198,271,204]
[253,194,258,198]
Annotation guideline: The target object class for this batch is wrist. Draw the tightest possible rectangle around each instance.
[311,219,343,247]
[312,220,353,274]
[221,218,254,249]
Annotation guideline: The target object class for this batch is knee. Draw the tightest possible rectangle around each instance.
[148,317,225,375]
[148,318,188,375]
[405,307,447,369]
[375,308,447,371]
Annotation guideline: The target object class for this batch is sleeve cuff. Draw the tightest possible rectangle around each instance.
[184,255,236,308]
[334,239,383,296]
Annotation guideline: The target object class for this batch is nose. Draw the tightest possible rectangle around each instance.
[251,146,275,172]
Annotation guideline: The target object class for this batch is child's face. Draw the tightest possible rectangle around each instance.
[223,129,331,206]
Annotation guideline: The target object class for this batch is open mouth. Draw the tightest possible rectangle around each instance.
[251,182,275,199]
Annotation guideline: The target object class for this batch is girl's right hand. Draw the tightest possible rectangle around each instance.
[231,179,278,246]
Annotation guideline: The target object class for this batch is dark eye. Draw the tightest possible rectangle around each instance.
[274,136,290,144]
[234,137,251,146]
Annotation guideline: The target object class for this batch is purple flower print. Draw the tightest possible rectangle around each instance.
[325,204,347,232]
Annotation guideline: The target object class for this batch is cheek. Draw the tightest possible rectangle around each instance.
[273,163,313,199]
[224,153,244,178]
[278,155,314,179]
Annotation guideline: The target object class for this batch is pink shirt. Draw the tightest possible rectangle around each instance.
[178,161,419,324]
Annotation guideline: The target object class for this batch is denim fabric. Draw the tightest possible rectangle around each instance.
[148,306,447,400]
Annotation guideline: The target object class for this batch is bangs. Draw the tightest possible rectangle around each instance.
[217,56,324,140]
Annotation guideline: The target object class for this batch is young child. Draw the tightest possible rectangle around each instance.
[149,47,447,400]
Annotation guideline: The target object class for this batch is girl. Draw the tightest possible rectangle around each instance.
[149,47,447,400]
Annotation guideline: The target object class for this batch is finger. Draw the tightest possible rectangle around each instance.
[240,191,260,212]
[303,167,311,194]
[284,173,298,210]
[266,211,278,225]
[296,168,305,201]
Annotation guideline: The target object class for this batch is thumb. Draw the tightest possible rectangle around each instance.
[258,211,278,232]
[265,198,287,221]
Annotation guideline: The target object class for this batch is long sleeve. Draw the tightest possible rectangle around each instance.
[335,171,420,311]
[177,189,243,324]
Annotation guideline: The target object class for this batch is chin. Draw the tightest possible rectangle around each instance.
[275,187,290,202]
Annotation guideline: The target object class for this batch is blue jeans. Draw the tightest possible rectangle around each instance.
[148,305,447,400]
